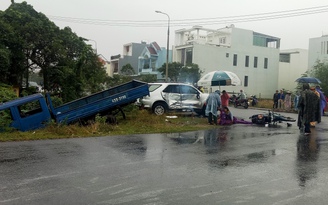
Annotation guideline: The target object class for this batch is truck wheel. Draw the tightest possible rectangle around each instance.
[153,102,167,115]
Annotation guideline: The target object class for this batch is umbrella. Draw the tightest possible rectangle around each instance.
[197,70,242,87]
[295,77,321,84]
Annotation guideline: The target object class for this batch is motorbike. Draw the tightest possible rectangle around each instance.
[234,96,249,109]
[249,110,296,126]
[229,94,237,105]
[250,95,258,106]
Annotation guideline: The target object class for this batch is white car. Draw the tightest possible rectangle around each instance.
[138,83,209,115]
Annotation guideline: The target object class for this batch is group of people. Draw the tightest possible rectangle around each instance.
[205,89,251,125]
[273,89,293,111]
[297,84,327,134]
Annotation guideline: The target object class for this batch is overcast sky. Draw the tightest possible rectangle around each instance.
[1,0,328,60]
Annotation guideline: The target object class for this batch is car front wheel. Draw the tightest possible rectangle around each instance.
[152,102,167,115]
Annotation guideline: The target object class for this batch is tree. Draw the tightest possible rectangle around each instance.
[179,63,203,84]
[139,74,157,83]
[121,63,135,76]
[158,62,202,83]
[309,60,328,94]
[0,2,108,102]
[158,62,183,82]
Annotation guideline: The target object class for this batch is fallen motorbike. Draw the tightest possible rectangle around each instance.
[234,97,249,109]
[249,110,296,126]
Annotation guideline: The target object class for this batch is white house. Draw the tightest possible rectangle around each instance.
[173,25,280,98]
[278,49,308,93]
[308,35,328,70]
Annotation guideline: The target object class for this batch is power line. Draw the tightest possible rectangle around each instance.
[47,5,328,27]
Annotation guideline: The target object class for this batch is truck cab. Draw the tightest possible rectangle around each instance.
[0,94,51,131]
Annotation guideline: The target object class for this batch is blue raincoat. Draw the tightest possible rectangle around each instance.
[205,91,221,117]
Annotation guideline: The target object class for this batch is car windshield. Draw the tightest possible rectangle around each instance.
[148,84,162,92]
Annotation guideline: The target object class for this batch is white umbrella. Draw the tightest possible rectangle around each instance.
[197,70,242,87]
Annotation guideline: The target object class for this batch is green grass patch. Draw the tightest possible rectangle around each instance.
[0,109,212,142]
[0,99,289,142]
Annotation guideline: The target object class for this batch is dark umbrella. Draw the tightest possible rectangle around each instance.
[295,77,321,84]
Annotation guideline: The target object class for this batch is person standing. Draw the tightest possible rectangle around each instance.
[205,90,221,125]
[220,90,230,108]
[310,86,320,127]
[294,91,300,112]
[277,90,285,109]
[273,90,279,109]
[284,91,292,111]
[315,85,327,116]
[297,83,321,135]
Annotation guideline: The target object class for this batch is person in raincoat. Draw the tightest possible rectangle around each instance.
[205,90,221,125]
[297,83,321,135]
[315,85,327,116]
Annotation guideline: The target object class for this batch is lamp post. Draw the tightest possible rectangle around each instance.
[155,10,170,82]
[87,39,97,54]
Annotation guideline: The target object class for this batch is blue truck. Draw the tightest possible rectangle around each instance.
[0,80,149,131]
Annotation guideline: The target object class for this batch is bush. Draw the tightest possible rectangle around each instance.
[0,84,17,103]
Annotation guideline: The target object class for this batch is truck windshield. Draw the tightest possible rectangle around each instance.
[18,100,42,118]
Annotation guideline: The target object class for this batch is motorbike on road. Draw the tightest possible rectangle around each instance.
[234,97,249,109]
[250,95,258,106]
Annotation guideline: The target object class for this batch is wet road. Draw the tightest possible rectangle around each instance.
[1,108,328,205]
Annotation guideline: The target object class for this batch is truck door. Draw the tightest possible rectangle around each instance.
[16,98,51,131]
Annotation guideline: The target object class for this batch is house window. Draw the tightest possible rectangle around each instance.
[254,57,258,68]
[264,58,268,69]
[233,54,237,66]
[279,54,290,63]
[226,53,229,58]
[220,37,226,44]
[244,76,248,87]
[186,48,193,65]
[245,56,249,67]
[114,62,119,73]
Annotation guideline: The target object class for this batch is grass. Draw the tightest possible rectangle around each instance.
[0,99,289,142]
[0,109,212,142]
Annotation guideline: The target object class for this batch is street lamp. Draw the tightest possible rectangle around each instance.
[155,10,170,82]
[86,39,97,54]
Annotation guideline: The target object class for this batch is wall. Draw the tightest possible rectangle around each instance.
[308,35,328,69]
[278,49,308,93]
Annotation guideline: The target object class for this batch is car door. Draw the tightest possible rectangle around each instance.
[179,85,202,109]
[162,85,182,109]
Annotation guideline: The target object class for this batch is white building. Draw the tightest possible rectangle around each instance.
[173,25,280,98]
[278,49,308,93]
[308,35,328,70]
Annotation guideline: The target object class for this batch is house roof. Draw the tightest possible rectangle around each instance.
[147,46,157,55]
[151,42,161,51]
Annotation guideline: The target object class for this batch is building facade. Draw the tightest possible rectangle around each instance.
[173,25,280,98]
[109,41,171,80]
[308,35,328,70]
[278,49,308,93]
